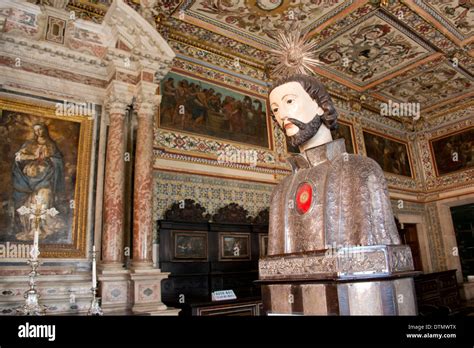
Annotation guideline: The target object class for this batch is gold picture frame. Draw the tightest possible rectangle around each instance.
[0,98,93,258]
[218,232,251,261]
[172,231,208,261]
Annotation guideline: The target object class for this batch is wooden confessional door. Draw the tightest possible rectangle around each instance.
[399,223,423,271]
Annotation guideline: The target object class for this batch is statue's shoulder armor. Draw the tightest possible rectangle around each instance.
[332,153,385,179]
[271,173,293,200]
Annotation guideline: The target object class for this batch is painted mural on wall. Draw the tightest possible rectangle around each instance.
[0,100,92,257]
[430,127,474,176]
[159,71,270,148]
[363,130,412,178]
[287,121,355,154]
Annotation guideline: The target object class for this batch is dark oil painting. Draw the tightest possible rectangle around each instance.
[363,131,412,177]
[430,128,474,176]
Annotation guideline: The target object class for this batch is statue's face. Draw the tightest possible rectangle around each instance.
[269,82,324,147]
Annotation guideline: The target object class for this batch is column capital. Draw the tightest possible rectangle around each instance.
[105,80,134,116]
[134,82,161,118]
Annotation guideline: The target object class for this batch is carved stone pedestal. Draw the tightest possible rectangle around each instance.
[130,268,180,315]
[259,245,419,315]
[98,268,131,314]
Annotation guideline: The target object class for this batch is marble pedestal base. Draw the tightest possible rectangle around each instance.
[261,276,417,315]
[130,268,180,315]
[98,268,131,314]
[259,245,418,316]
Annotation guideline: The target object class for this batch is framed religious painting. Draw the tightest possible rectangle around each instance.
[429,127,474,176]
[158,70,271,150]
[172,231,208,261]
[218,232,251,261]
[362,129,413,178]
[0,98,93,258]
[286,119,356,154]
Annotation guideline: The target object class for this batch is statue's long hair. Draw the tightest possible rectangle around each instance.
[269,75,338,130]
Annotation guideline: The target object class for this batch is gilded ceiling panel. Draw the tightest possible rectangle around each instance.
[315,10,434,87]
[375,61,474,109]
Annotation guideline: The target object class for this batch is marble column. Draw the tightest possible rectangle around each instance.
[98,84,133,313]
[102,101,128,269]
[131,96,156,269]
[129,83,178,315]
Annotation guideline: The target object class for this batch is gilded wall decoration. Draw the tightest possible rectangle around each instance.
[168,39,266,80]
[424,103,474,131]
[425,203,447,272]
[163,18,269,63]
[159,70,270,149]
[0,98,93,258]
[172,58,268,95]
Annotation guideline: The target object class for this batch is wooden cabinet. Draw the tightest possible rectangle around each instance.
[189,298,262,316]
[157,201,269,315]
[414,270,461,314]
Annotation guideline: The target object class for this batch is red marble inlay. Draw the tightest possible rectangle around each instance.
[295,183,313,214]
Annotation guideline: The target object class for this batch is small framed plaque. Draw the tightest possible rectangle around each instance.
[211,290,237,301]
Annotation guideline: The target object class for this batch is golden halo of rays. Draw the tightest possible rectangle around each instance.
[269,23,321,79]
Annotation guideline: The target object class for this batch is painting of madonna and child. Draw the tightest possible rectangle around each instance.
[0,107,82,248]
[159,72,270,148]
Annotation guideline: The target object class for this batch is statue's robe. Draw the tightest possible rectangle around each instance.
[268,138,400,255]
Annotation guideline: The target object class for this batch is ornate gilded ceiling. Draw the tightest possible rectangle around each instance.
[67,0,473,129]
[175,0,351,49]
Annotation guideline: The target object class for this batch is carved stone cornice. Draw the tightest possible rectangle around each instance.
[103,0,175,74]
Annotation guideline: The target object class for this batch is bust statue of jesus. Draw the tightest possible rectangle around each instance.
[268,74,400,254]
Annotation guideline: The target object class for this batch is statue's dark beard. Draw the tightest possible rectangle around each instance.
[286,114,322,148]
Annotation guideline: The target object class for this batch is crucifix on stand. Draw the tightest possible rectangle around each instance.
[16,195,59,315]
